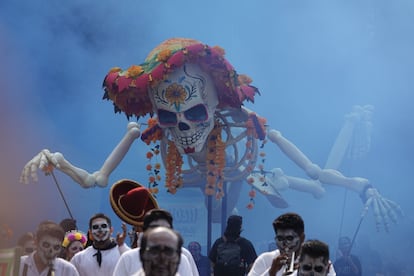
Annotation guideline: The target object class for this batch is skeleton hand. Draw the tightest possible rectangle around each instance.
[361,186,403,232]
[20,149,64,184]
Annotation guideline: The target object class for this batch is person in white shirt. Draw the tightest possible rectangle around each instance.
[113,209,198,276]
[248,213,335,276]
[70,213,129,276]
[132,226,182,276]
[283,239,332,276]
[19,220,79,276]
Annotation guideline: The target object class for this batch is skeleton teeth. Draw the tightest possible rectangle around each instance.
[179,129,203,146]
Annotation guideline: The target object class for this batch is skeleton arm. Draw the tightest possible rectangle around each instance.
[20,122,141,188]
[266,129,402,230]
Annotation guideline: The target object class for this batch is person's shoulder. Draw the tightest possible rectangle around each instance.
[120,247,140,258]
[256,249,279,260]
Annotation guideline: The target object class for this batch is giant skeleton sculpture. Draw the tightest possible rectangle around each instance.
[21,38,401,230]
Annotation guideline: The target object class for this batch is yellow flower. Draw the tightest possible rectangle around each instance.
[213,46,225,56]
[126,65,144,78]
[165,83,187,106]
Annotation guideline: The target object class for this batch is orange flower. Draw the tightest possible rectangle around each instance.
[149,176,156,183]
[259,152,266,157]
[246,202,254,210]
[109,67,122,73]
[126,65,143,78]
[146,164,152,171]
[247,177,254,185]
[150,187,159,194]
[42,163,54,174]
[146,152,154,159]
[249,189,256,198]
[154,163,161,170]
[212,46,225,56]
[157,49,172,62]
[156,175,161,181]
[238,74,252,85]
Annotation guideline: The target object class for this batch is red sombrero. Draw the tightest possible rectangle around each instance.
[109,179,159,226]
[102,38,259,119]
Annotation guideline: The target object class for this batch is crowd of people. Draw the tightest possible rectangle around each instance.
[0,179,406,275]
[2,209,406,276]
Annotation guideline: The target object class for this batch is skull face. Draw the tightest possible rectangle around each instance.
[150,63,218,154]
[298,255,330,276]
[90,218,111,242]
[36,235,62,264]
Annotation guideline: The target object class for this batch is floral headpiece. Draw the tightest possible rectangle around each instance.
[102,38,259,118]
[62,230,87,248]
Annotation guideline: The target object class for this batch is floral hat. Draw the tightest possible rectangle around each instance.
[102,37,260,118]
[109,179,159,226]
[62,230,87,248]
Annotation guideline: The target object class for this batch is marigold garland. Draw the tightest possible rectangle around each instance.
[146,141,161,195]
[165,140,183,194]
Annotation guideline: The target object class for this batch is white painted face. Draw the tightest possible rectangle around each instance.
[275,229,302,255]
[36,235,62,264]
[142,228,180,276]
[90,218,111,242]
[298,255,330,276]
[150,63,219,154]
[67,240,84,260]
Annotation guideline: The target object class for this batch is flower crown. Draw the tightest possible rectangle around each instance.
[62,230,87,248]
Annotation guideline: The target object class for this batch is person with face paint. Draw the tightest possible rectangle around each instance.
[284,240,332,276]
[113,209,198,276]
[248,213,335,276]
[61,231,88,261]
[17,232,36,256]
[134,226,183,276]
[70,213,129,276]
[333,237,361,276]
[18,220,79,276]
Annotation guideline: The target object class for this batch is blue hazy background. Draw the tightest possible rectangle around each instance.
[1,0,413,273]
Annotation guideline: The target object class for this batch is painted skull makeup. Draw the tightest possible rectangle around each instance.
[37,235,62,264]
[91,218,111,242]
[142,228,180,276]
[275,229,301,254]
[150,63,219,154]
[67,240,84,257]
[298,255,329,276]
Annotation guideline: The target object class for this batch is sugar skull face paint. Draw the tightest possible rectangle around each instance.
[36,235,62,264]
[90,218,111,242]
[298,255,330,276]
[150,63,219,154]
[66,240,84,260]
[275,229,302,254]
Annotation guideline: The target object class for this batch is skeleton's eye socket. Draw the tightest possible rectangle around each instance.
[184,104,207,122]
[158,109,177,125]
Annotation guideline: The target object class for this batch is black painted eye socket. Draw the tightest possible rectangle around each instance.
[183,104,208,122]
[92,223,108,230]
[275,235,295,242]
[146,245,177,257]
[158,109,177,125]
[302,264,325,272]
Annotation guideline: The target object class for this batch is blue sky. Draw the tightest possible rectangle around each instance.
[1,0,413,267]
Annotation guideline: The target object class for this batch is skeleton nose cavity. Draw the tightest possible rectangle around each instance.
[178,122,190,131]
